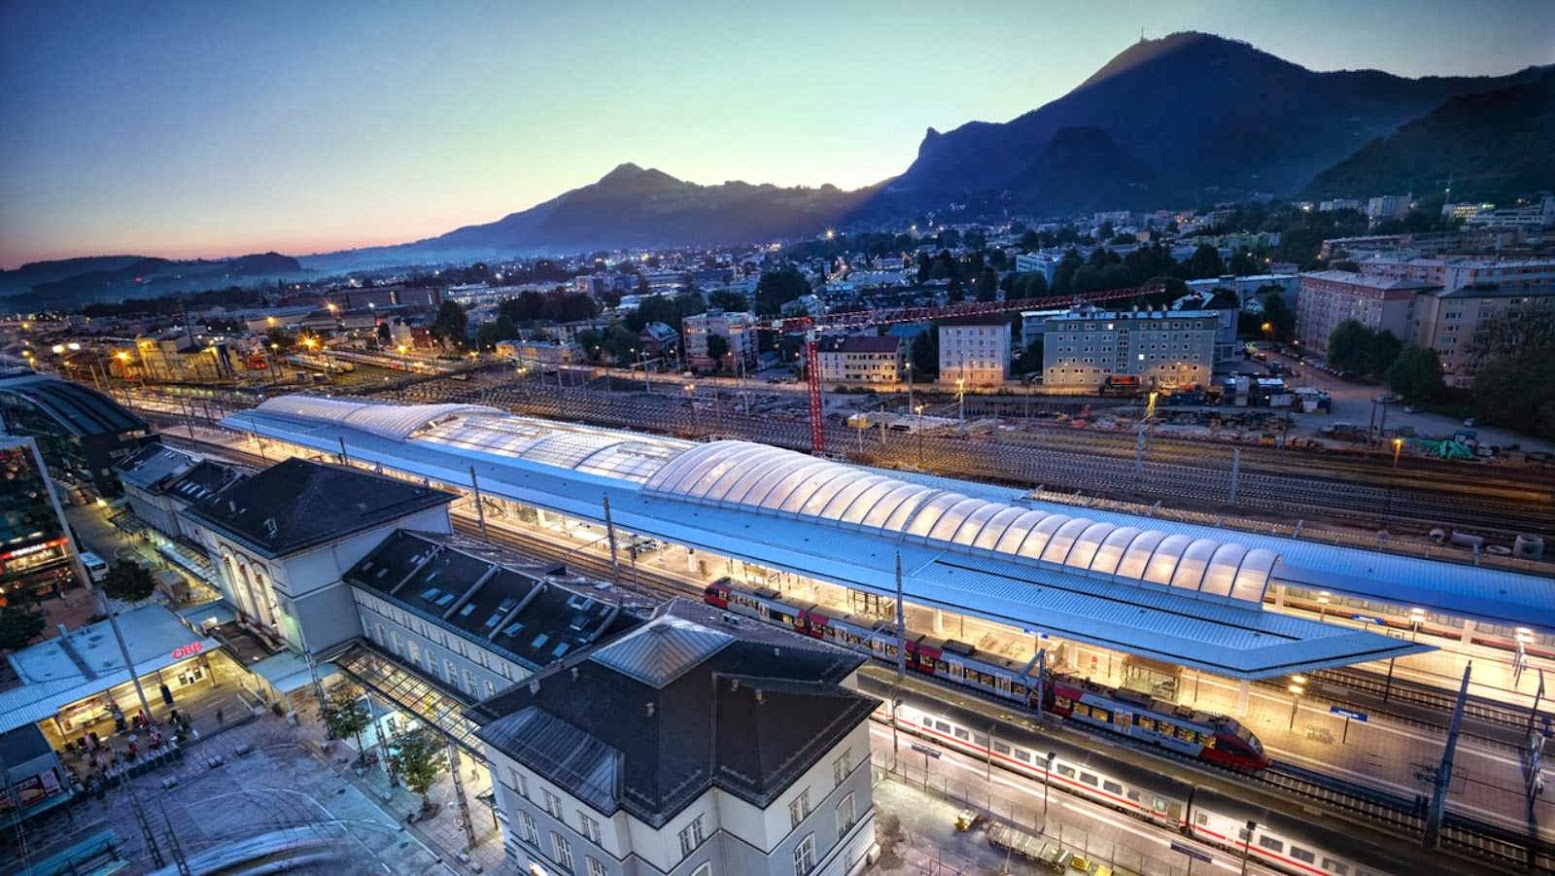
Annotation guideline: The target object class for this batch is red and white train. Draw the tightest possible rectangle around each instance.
[704,577,1268,771]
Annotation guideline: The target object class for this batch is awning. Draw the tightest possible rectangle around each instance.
[178,600,236,631]
[333,643,484,758]
[249,651,334,696]
[109,511,146,535]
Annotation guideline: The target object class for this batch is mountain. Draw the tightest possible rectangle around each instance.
[883,32,1551,213]
[1305,69,1555,203]
[411,163,877,254]
[8,252,303,309]
[0,255,144,298]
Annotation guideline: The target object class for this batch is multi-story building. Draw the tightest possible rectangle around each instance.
[469,599,878,876]
[1042,310,1218,390]
[495,339,581,369]
[817,336,905,385]
[180,457,452,656]
[1295,271,1436,353]
[1356,255,1555,291]
[1183,273,1300,306]
[0,373,155,497]
[937,315,1010,387]
[117,444,244,579]
[683,311,759,372]
[0,436,77,599]
[1014,252,1063,284]
[132,336,246,383]
[1366,195,1412,225]
[344,530,641,703]
[1464,195,1555,230]
[1410,283,1555,387]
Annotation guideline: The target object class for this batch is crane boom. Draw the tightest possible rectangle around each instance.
[771,282,1166,455]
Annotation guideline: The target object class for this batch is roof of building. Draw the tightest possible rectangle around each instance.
[181,458,451,558]
[116,443,199,491]
[1300,271,1440,291]
[344,531,641,672]
[832,336,902,354]
[469,599,874,825]
[164,460,246,504]
[223,396,1543,678]
[1435,283,1555,300]
[0,375,148,438]
[938,314,1011,328]
[1047,310,1219,322]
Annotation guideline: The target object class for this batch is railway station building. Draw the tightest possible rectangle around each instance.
[211,395,1555,718]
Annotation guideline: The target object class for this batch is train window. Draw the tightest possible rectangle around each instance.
[1238,827,1251,841]
[972,733,988,747]
[1258,836,1283,853]
[993,741,1011,755]
[935,721,951,733]
[1055,695,1073,708]
[1195,813,1208,826]
[953,728,970,741]
[1056,765,1076,779]
[1320,859,1349,875]
[1202,736,1216,749]
[1291,848,1315,864]
[1079,773,1098,787]
[1102,781,1122,795]
[1014,750,1031,763]
[922,717,933,727]
[1127,790,1140,802]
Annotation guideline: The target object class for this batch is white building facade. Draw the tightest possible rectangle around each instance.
[1042,310,1218,389]
[937,316,1010,387]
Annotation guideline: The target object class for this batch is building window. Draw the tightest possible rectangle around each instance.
[543,789,563,819]
[550,832,575,872]
[788,788,811,828]
[678,814,705,857]
[518,810,538,845]
[837,792,857,834]
[578,811,601,844]
[586,857,607,876]
[833,749,852,786]
[509,768,528,798]
[793,834,816,876]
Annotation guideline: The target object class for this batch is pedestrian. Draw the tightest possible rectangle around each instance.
[216,706,224,726]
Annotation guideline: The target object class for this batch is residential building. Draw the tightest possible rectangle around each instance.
[1357,256,1555,292]
[1410,283,1555,387]
[817,336,905,385]
[0,436,76,599]
[1014,252,1063,284]
[344,530,641,703]
[937,315,1010,387]
[1018,309,1068,351]
[1295,272,1436,353]
[639,322,679,358]
[1464,195,1555,230]
[1366,195,1413,225]
[469,599,878,876]
[0,374,155,497]
[1183,274,1300,306]
[1042,310,1218,390]
[683,311,759,372]
[180,458,452,656]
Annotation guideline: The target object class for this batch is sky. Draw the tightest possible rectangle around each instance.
[2,0,1552,267]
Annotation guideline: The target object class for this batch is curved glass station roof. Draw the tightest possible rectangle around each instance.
[645,440,1276,604]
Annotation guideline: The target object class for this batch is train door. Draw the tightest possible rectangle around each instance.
[1113,709,1133,737]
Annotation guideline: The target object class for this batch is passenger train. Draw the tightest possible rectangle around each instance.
[704,577,1268,770]
[886,696,1401,876]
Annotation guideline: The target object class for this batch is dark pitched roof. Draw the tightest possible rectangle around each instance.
[344,531,641,672]
[938,313,1011,327]
[116,444,198,490]
[836,336,903,354]
[164,460,245,504]
[0,375,148,438]
[469,599,874,826]
[182,459,450,558]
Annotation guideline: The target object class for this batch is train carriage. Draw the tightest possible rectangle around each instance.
[935,641,1041,706]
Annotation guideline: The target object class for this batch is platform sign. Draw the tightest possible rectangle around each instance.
[1350,614,1384,625]
[909,744,940,759]
[1170,842,1212,864]
[1331,706,1367,743]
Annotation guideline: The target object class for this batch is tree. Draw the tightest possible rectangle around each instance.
[1180,244,1225,280]
[389,727,448,811]
[0,604,45,651]
[1386,345,1446,403]
[708,290,748,312]
[321,685,371,761]
[1326,320,1373,375]
[103,561,156,602]
[910,330,939,379]
[1470,298,1555,437]
[429,300,469,351]
[1014,337,1045,376]
[474,315,517,351]
[974,267,999,302]
[704,335,729,372]
[1256,289,1295,342]
[1363,330,1403,379]
[264,327,297,352]
[755,268,810,317]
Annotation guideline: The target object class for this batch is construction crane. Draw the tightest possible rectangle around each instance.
[766,282,1166,454]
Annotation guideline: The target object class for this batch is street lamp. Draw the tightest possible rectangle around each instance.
[1317,592,1330,623]
[1391,436,1404,468]
[915,404,926,470]
[1410,608,1425,641]
[1288,676,1306,729]
[956,376,966,434]
[1239,819,1258,876]
[905,361,913,416]
[1042,751,1057,829]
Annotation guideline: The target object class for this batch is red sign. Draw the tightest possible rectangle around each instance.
[171,642,203,660]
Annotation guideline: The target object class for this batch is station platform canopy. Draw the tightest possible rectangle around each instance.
[214,395,1555,680]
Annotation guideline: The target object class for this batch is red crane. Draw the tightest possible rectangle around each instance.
[766,282,1165,454]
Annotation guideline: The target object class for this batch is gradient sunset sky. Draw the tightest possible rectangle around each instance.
[3,0,1552,267]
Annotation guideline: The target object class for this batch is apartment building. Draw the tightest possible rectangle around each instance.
[1042,310,1218,389]
[469,600,878,876]
[1410,283,1555,387]
[1295,271,1436,352]
[937,314,1010,387]
[1356,255,1555,291]
[683,311,759,372]
[817,336,905,385]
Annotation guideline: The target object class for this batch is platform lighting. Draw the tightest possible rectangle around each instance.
[1391,436,1404,467]
[1287,677,1305,729]
[1317,593,1330,623]
[1239,820,1258,876]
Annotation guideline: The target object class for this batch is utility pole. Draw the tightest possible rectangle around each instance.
[602,495,622,589]
[448,742,477,849]
[892,551,906,766]
[469,466,488,539]
[1425,662,1472,848]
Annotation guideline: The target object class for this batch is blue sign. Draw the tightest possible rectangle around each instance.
[1170,843,1212,864]
[910,744,941,759]
[1350,614,1384,625]
[1330,707,1368,722]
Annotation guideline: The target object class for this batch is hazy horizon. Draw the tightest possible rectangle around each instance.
[3,0,1553,269]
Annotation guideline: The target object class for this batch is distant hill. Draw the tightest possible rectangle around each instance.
[0,255,143,298]
[412,163,876,254]
[879,32,1551,214]
[4,252,303,310]
[1305,70,1555,203]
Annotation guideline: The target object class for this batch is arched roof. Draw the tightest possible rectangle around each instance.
[0,374,147,437]
[645,440,1276,604]
[252,396,500,441]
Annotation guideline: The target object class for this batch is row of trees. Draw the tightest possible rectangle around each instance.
[321,686,447,812]
[1470,299,1555,438]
